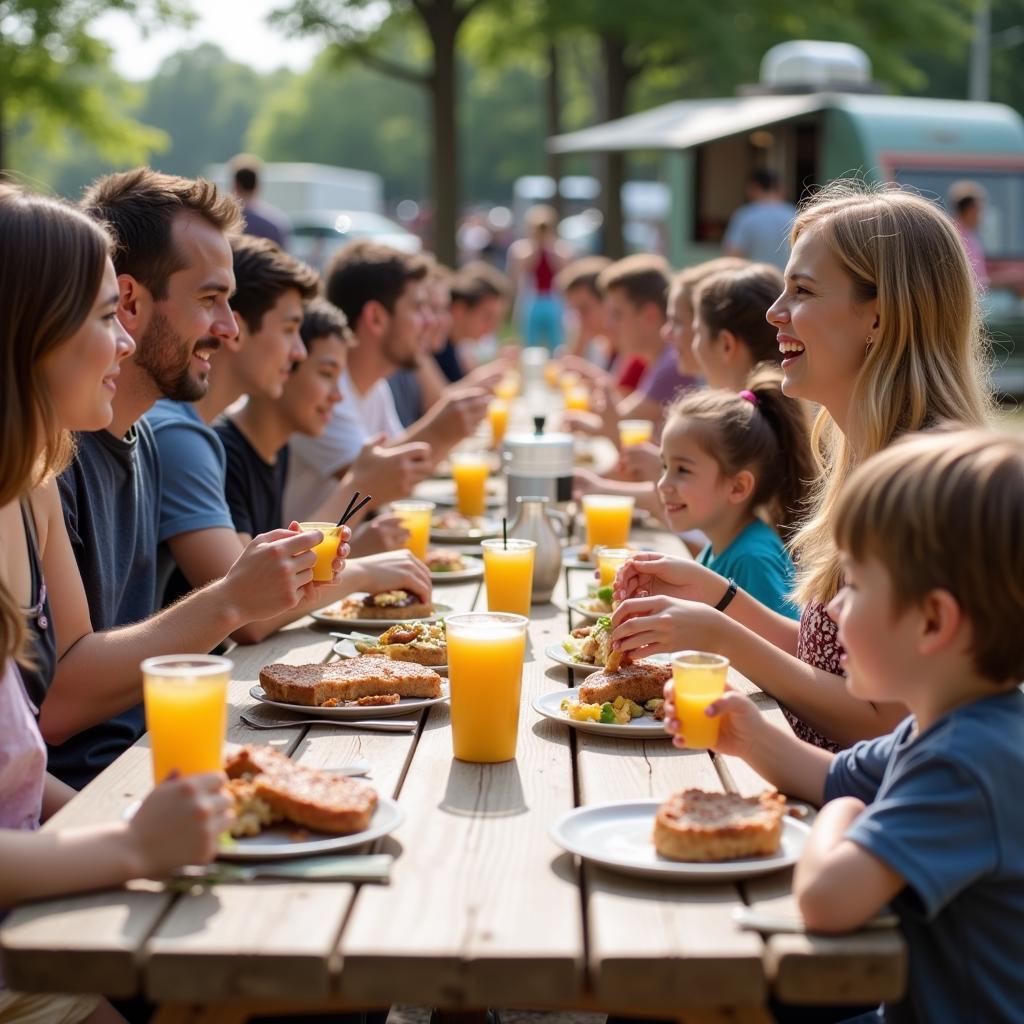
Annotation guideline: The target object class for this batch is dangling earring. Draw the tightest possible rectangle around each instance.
[866,335,873,350]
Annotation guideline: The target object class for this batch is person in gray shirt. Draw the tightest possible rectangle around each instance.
[662,429,1024,1024]
[723,169,797,271]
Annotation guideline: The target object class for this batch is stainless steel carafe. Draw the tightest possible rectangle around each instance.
[508,495,565,603]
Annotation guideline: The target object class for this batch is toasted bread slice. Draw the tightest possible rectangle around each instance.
[652,789,786,862]
[225,745,379,835]
[259,659,443,707]
[578,660,671,705]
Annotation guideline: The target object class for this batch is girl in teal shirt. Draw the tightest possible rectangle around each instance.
[657,365,813,618]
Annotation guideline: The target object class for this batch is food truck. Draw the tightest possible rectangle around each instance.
[549,41,1024,392]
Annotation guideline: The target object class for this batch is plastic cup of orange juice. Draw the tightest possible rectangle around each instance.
[450,452,490,517]
[487,398,509,448]
[596,547,631,589]
[481,538,536,616]
[390,500,434,561]
[544,361,561,389]
[446,612,528,762]
[298,522,343,582]
[618,419,654,448]
[142,655,231,783]
[671,651,729,749]
[581,494,634,551]
[494,372,520,401]
[564,385,590,412]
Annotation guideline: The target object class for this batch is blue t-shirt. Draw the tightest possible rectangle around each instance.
[145,400,234,604]
[826,688,1024,1024]
[697,519,798,619]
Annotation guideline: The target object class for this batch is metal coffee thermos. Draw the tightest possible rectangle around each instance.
[502,431,575,517]
[508,495,565,603]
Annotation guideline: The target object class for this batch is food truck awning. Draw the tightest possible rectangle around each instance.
[548,94,828,154]
[548,92,1024,156]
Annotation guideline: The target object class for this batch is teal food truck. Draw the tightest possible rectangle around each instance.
[549,41,1024,393]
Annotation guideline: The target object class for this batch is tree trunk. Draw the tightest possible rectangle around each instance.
[427,1,460,267]
[545,41,563,221]
[599,33,627,260]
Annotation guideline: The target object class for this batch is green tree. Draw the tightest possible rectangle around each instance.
[0,0,191,172]
[270,0,492,265]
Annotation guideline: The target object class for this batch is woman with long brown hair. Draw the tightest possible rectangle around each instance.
[0,184,231,1024]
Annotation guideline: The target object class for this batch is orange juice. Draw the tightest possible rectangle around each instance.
[142,655,230,782]
[618,419,654,448]
[390,500,434,560]
[564,385,590,412]
[544,361,561,389]
[596,547,631,589]
[672,651,729,749]
[298,522,343,582]
[487,399,509,448]
[494,372,520,401]
[446,612,528,762]
[558,370,581,393]
[481,539,536,616]
[451,452,490,517]
[581,495,634,550]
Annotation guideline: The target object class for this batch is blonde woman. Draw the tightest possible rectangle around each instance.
[611,181,991,750]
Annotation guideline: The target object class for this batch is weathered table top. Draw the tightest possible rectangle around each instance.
[0,524,905,1023]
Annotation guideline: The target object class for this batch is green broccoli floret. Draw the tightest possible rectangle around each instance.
[599,702,617,724]
[596,586,614,605]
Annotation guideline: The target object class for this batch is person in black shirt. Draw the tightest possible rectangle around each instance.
[223,299,430,589]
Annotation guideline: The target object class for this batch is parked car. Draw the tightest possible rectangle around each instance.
[290,210,422,270]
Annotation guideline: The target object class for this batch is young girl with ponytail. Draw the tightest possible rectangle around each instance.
[656,365,812,618]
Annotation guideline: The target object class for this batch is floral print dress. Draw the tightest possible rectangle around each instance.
[784,602,844,753]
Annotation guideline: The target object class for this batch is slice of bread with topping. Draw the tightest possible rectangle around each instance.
[259,659,443,707]
[226,745,378,835]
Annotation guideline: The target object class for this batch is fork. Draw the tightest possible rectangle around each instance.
[240,709,417,733]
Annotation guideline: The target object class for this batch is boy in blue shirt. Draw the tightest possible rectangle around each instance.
[665,428,1024,1023]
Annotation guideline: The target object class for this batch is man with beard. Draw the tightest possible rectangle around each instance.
[42,169,337,789]
[147,235,431,642]
[285,241,492,520]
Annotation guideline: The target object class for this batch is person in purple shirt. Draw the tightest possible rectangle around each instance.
[230,153,292,251]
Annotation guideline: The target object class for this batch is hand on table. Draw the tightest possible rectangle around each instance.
[128,772,234,875]
[662,681,767,758]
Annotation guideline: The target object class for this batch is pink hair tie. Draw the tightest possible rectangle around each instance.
[739,389,759,406]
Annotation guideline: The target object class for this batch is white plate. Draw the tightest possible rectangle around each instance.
[430,519,502,542]
[311,602,452,629]
[533,686,671,739]
[567,596,611,621]
[332,637,448,676]
[544,642,671,673]
[127,796,404,862]
[428,554,484,583]
[550,800,810,881]
[249,682,448,719]
[430,489,503,510]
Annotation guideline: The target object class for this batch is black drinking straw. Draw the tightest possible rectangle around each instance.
[337,492,373,527]
[502,517,507,550]
[337,491,360,527]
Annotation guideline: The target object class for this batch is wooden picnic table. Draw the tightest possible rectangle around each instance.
[0,519,906,1024]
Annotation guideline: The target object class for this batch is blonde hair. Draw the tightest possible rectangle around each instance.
[665,364,814,540]
[0,184,113,661]
[790,181,992,606]
[834,428,1024,683]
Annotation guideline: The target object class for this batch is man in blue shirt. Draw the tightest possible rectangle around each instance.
[723,170,797,271]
